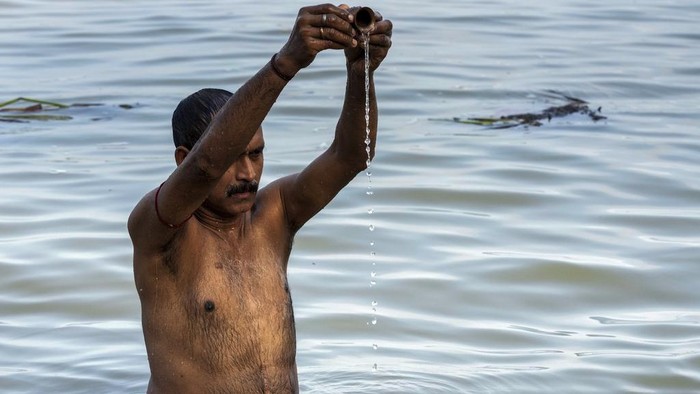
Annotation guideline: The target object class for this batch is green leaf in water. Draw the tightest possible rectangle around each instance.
[0,114,73,121]
[0,97,69,109]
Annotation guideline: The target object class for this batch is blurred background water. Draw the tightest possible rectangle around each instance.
[1,0,699,392]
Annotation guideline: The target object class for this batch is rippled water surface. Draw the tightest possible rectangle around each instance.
[1,0,699,392]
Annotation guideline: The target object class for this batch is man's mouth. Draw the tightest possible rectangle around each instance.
[226,181,259,198]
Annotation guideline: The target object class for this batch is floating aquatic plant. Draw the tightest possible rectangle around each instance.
[0,97,70,110]
[0,97,135,123]
[432,91,607,129]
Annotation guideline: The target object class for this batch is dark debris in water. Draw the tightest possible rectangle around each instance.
[0,97,138,123]
[432,90,607,129]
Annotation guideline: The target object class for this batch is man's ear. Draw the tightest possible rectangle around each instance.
[175,146,190,166]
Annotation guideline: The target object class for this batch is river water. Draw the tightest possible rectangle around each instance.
[1,0,699,392]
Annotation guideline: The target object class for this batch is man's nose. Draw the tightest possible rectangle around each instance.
[236,156,256,181]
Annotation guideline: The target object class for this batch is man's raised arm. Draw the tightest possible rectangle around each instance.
[279,10,393,232]
[129,4,360,249]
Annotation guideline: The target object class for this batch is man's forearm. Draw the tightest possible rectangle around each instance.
[333,70,378,170]
[188,58,289,179]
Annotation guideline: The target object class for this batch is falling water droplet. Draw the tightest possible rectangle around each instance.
[373,344,378,350]
[368,224,375,231]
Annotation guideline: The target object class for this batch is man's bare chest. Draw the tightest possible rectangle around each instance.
[175,231,291,311]
[145,227,297,378]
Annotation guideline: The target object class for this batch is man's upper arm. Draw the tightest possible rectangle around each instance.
[279,145,362,232]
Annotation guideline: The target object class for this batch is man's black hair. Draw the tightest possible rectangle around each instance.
[172,88,233,149]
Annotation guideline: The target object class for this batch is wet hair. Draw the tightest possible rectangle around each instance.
[172,88,233,149]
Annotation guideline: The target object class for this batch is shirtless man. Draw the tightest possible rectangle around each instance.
[128,4,392,393]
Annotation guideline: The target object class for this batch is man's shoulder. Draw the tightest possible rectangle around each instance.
[128,189,157,240]
[254,175,300,223]
[127,188,191,255]
[255,177,288,210]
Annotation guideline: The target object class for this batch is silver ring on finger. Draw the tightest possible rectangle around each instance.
[320,27,325,40]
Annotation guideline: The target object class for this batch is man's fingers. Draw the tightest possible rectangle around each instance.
[368,35,391,49]
[309,10,357,49]
[369,32,392,47]
[319,39,347,51]
[373,10,383,22]
[364,21,392,48]
[311,12,354,36]
[317,26,357,49]
[306,3,353,23]
[370,19,392,36]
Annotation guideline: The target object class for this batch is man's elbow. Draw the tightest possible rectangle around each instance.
[189,152,225,181]
[332,145,373,174]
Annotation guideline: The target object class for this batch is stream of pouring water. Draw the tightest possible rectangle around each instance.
[362,31,379,372]
[363,32,372,173]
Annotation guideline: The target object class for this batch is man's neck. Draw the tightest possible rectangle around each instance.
[193,205,250,235]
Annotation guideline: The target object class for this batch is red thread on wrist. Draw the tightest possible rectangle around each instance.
[270,53,294,82]
[155,182,191,229]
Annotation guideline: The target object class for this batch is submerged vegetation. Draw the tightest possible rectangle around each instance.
[433,91,607,129]
[0,97,134,123]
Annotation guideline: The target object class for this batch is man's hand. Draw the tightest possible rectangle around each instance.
[345,9,392,76]
[276,4,358,77]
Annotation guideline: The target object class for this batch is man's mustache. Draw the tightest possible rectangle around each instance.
[226,181,259,197]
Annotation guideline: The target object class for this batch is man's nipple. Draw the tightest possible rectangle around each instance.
[204,300,215,312]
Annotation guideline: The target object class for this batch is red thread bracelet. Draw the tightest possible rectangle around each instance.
[155,182,191,229]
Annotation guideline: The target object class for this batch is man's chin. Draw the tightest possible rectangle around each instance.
[228,193,256,211]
